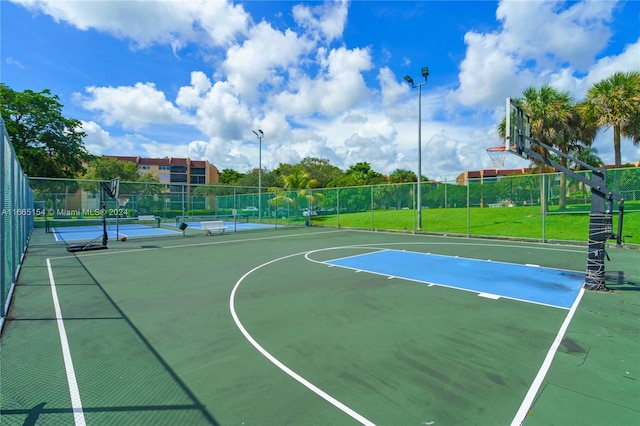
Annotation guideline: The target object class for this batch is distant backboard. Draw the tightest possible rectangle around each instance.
[110,178,120,199]
[505,98,531,156]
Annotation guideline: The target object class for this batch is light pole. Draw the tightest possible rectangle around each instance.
[404,66,429,231]
[252,129,263,221]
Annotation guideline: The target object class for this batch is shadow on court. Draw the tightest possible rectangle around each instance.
[0,230,219,425]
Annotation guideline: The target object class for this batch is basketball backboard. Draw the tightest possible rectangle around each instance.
[110,178,120,199]
[486,98,533,168]
[505,97,531,157]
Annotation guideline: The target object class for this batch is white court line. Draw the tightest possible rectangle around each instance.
[47,258,86,426]
[478,292,500,300]
[229,252,376,426]
[510,287,585,426]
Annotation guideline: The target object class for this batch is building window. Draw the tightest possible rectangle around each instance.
[159,165,170,170]
[158,173,170,181]
[191,168,205,175]
[170,174,188,183]
[138,165,150,170]
[191,176,205,184]
[171,166,187,173]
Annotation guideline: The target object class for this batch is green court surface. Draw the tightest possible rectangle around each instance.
[1,227,638,425]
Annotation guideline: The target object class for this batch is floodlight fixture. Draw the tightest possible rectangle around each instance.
[421,67,429,78]
[403,75,414,86]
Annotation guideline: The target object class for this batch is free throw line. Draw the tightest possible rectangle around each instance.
[47,258,86,426]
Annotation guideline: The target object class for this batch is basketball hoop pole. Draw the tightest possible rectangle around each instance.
[115,196,129,240]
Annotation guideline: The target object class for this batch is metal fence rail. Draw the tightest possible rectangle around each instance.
[1,119,34,330]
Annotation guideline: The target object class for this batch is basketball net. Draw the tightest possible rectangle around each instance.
[117,196,130,207]
[486,146,507,168]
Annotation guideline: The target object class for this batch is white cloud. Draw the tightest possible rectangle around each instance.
[223,22,313,99]
[452,0,619,108]
[274,46,373,116]
[176,71,212,110]
[76,82,193,130]
[453,31,533,107]
[5,57,26,69]
[193,81,251,140]
[80,120,123,154]
[140,140,190,159]
[574,38,640,99]
[292,0,349,42]
[13,0,249,49]
[378,66,406,108]
[496,0,614,71]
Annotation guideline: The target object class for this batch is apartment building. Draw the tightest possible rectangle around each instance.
[108,156,220,186]
[105,156,221,212]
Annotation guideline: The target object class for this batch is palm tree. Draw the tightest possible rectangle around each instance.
[578,71,640,166]
[570,147,604,204]
[267,187,294,218]
[574,146,603,169]
[281,168,323,219]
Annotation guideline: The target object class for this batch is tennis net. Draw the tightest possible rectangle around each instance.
[175,214,249,226]
[46,217,160,234]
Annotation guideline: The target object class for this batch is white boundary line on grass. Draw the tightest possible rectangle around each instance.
[229,251,376,426]
[510,286,585,426]
[46,258,86,426]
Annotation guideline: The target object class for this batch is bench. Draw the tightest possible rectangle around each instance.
[202,220,227,236]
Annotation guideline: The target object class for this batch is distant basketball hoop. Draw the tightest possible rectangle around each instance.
[486,145,510,168]
[117,196,130,207]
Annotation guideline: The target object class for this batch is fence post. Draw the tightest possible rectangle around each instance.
[1,123,5,320]
[466,179,470,237]
[541,174,546,242]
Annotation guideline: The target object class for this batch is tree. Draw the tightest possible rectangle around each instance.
[0,84,92,177]
[574,146,603,169]
[578,71,640,166]
[219,169,243,184]
[83,156,139,182]
[298,157,344,188]
[266,187,295,217]
[234,167,281,191]
[389,169,416,183]
[281,169,322,218]
[80,157,163,213]
[328,162,386,187]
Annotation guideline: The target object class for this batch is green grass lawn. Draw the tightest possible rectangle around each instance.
[307,205,639,246]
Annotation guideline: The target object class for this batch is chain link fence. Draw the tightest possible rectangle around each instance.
[1,119,34,329]
[27,166,639,247]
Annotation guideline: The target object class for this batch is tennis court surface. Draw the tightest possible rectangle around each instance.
[1,226,638,425]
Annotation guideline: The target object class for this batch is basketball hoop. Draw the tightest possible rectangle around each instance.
[487,145,509,168]
[117,196,130,207]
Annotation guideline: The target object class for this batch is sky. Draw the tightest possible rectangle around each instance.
[1,0,639,181]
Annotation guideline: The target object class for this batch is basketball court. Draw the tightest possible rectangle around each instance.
[1,226,638,425]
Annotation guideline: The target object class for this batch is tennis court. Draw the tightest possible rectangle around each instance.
[1,225,638,425]
[43,216,279,244]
